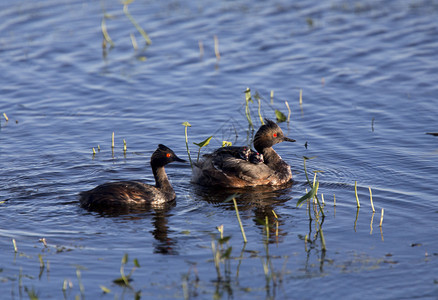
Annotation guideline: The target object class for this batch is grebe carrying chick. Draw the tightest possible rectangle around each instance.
[192,119,295,188]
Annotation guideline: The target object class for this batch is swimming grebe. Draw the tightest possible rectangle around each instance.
[192,119,295,187]
[80,144,185,209]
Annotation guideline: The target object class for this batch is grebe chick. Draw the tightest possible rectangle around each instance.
[80,144,185,209]
[249,152,264,164]
[192,119,295,188]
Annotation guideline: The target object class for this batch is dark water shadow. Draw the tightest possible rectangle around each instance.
[191,181,295,243]
[79,200,178,255]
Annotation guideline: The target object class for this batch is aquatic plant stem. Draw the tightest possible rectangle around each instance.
[258,97,264,125]
[214,35,220,60]
[379,208,384,227]
[120,253,130,286]
[369,186,375,212]
[317,219,326,252]
[285,101,291,123]
[101,17,114,47]
[211,241,221,280]
[244,88,253,128]
[232,197,247,243]
[12,238,17,253]
[130,33,138,50]
[182,122,193,168]
[354,181,361,208]
[123,3,152,45]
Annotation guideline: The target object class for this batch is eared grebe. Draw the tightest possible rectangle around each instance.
[192,119,295,187]
[80,144,185,209]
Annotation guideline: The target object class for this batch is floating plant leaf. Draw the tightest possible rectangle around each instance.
[133,258,140,268]
[193,136,212,147]
[100,285,111,294]
[113,276,133,286]
[296,180,319,207]
[275,110,287,122]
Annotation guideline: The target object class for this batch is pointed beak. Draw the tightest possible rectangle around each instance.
[283,137,296,142]
[174,155,187,163]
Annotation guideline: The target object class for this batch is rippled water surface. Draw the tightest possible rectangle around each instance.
[1,0,438,299]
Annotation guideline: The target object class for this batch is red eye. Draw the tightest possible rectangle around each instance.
[273,133,277,138]
[166,153,171,158]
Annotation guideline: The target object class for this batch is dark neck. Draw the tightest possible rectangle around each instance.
[260,147,291,175]
[152,165,175,197]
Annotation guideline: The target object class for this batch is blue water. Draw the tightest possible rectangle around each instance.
[1,0,438,299]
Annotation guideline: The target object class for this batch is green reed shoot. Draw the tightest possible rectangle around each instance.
[299,89,303,105]
[101,16,115,48]
[298,157,325,217]
[270,90,274,104]
[369,186,375,212]
[254,91,264,125]
[297,180,319,208]
[217,225,224,239]
[285,101,291,123]
[100,285,111,294]
[193,136,212,163]
[3,112,8,121]
[354,181,361,208]
[24,286,38,300]
[182,122,193,167]
[210,233,232,282]
[113,253,140,287]
[303,156,316,187]
[244,88,253,128]
[122,1,152,45]
[232,197,247,243]
[123,139,127,152]
[12,238,17,253]
[211,240,221,280]
[111,132,115,149]
[120,253,130,286]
